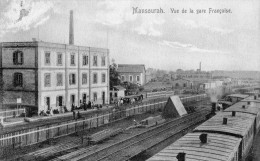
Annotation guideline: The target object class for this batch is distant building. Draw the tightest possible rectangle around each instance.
[0,41,109,112]
[176,70,212,80]
[171,78,193,89]
[117,64,146,86]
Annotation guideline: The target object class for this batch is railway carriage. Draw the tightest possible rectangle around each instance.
[147,94,260,161]
[224,99,260,135]
[194,112,255,160]
[147,133,242,161]
[217,94,249,110]
[147,110,256,161]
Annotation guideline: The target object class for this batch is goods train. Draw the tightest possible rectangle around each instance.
[147,94,260,161]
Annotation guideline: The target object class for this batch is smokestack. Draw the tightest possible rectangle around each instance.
[69,10,74,45]
[199,62,201,71]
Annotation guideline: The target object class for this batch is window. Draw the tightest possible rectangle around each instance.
[129,75,133,82]
[82,94,87,103]
[102,73,106,83]
[44,73,51,87]
[57,73,63,86]
[56,96,63,106]
[121,75,125,81]
[45,52,51,65]
[93,73,98,84]
[57,53,62,65]
[136,75,140,82]
[13,73,23,87]
[83,55,88,66]
[93,56,97,66]
[101,56,106,66]
[70,54,75,65]
[69,73,76,85]
[82,73,88,85]
[45,97,50,110]
[71,95,75,105]
[13,50,23,65]
[93,92,97,101]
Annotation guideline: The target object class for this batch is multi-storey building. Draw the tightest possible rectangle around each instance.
[117,64,146,86]
[0,41,109,112]
[176,70,212,80]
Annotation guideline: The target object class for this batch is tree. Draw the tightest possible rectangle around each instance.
[109,59,121,88]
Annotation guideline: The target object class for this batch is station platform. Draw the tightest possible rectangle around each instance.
[0,106,112,135]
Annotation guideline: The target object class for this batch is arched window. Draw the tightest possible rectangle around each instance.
[13,50,23,65]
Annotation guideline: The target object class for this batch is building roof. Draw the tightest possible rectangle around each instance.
[224,101,260,115]
[227,94,249,99]
[147,133,241,161]
[117,64,145,73]
[241,95,260,103]
[1,41,109,52]
[194,112,255,137]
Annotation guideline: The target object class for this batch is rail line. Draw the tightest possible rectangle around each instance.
[51,108,210,161]
[95,110,209,161]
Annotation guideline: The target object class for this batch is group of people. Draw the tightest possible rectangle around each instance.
[71,101,93,111]
[39,106,69,117]
[113,94,144,107]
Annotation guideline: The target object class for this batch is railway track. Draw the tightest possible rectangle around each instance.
[52,108,210,161]
[95,110,209,161]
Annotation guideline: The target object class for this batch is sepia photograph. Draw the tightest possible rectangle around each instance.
[0,0,259,160]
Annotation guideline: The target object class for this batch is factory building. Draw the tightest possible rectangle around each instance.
[0,10,109,113]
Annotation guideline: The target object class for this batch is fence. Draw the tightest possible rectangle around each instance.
[0,94,208,149]
[146,90,175,99]
[0,101,166,149]
[0,108,25,119]
[180,94,207,103]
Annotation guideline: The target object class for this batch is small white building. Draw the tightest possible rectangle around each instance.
[110,86,126,103]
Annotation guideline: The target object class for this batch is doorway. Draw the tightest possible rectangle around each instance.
[83,94,87,103]
[45,97,50,110]
[71,95,75,105]
[102,91,105,104]
[58,96,63,106]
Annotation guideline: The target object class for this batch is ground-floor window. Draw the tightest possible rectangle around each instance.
[82,93,87,103]
[93,92,97,101]
[71,94,75,105]
[56,96,63,106]
[45,97,50,110]
[102,91,105,104]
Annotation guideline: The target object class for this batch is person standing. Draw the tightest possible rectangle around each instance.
[73,110,76,120]
[88,101,91,109]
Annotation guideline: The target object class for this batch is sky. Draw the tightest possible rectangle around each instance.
[0,0,259,71]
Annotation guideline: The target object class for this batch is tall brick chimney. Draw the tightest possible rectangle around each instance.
[69,10,74,45]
